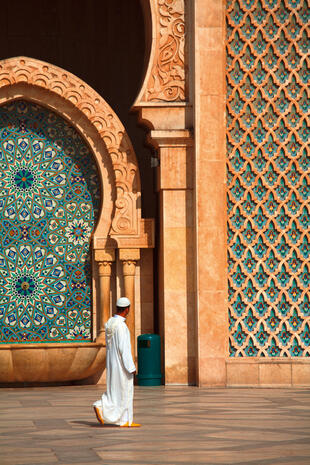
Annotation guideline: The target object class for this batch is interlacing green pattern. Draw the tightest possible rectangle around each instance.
[0,101,100,343]
[226,0,309,356]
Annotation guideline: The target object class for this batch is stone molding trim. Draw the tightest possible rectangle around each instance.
[0,56,142,245]
[99,219,155,249]
[135,0,186,104]
[226,358,310,387]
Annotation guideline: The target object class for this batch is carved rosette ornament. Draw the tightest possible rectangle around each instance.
[0,56,141,240]
[141,0,186,103]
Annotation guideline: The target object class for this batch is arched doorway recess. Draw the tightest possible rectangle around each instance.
[0,56,154,383]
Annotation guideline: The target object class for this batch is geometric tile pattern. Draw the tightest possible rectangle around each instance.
[226,1,309,356]
[0,101,100,343]
[1,386,310,465]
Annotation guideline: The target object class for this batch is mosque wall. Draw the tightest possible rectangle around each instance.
[0,0,308,387]
[193,0,309,386]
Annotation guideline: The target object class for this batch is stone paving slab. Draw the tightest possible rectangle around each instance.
[0,385,309,465]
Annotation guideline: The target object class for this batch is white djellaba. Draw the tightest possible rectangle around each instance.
[93,298,138,427]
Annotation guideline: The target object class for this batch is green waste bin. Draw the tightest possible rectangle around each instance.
[137,334,162,386]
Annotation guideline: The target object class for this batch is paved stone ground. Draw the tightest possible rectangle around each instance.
[0,385,310,465]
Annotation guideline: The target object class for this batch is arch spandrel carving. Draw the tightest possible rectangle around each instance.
[136,0,186,106]
[0,56,144,248]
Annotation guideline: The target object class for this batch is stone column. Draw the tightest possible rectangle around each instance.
[119,248,140,358]
[193,0,228,385]
[132,0,194,384]
[148,130,195,385]
[95,249,115,342]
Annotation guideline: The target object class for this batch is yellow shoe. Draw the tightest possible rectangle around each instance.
[120,422,141,427]
[93,406,104,425]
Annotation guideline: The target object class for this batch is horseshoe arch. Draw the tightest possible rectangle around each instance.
[0,56,148,383]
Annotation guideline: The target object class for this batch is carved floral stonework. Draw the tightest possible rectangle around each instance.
[144,0,186,102]
[0,57,140,239]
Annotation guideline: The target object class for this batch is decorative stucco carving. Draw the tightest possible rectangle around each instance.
[0,57,141,239]
[137,0,186,104]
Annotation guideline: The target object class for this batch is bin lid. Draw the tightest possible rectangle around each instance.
[137,333,160,341]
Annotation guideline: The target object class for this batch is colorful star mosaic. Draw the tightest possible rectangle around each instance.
[0,101,100,343]
[226,0,310,356]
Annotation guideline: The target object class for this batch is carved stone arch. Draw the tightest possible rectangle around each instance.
[0,56,142,247]
[0,55,156,384]
[136,0,186,106]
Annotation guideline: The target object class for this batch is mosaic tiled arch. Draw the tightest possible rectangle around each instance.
[226,0,309,357]
[0,100,100,343]
[0,57,142,244]
[0,57,147,345]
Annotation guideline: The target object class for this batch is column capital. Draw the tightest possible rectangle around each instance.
[146,131,194,191]
[122,260,137,277]
[98,261,112,277]
[96,250,114,342]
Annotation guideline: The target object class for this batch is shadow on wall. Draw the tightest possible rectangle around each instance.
[0,0,155,219]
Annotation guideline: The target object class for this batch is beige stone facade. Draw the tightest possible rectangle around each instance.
[136,0,310,387]
[0,0,309,386]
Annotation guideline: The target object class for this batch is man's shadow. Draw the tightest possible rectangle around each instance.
[71,420,119,428]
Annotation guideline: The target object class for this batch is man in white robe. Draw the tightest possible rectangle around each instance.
[93,297,140,427]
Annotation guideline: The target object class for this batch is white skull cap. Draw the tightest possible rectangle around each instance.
[116,297,131,308]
